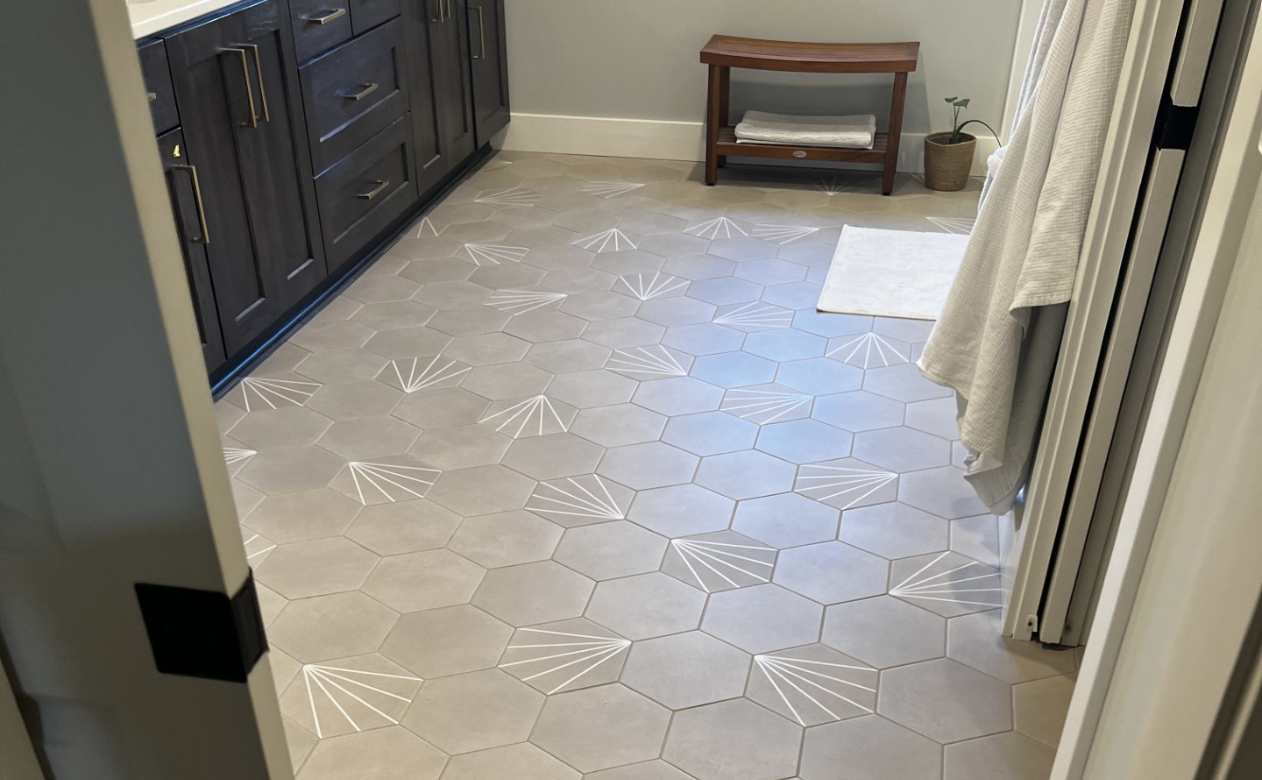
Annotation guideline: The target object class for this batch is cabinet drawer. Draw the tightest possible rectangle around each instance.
[139,40,179,134]
[290,0,353,62]
[316,114,418,268]
[350,0,400,33]
[301,18,408,174]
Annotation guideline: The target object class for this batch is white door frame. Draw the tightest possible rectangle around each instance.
[0,1,288,776]
[1053,7,1262,774]
[1002,0,1189,640]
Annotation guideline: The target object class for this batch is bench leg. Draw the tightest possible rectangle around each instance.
[883,72,909,195]
[717,67,730,168]
[705,65,721,185]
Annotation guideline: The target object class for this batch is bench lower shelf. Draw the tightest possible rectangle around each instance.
[716,127,889,164]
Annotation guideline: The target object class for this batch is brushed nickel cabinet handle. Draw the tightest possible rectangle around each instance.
[471,5,486,60]
[147,91,158,103]
[355,178,391,201]
[338,82,380,101]
[172,163,211,244]
[431,0,444,23]
[219,46,258,128]
[302,7,347,24]
[242,43,271,123]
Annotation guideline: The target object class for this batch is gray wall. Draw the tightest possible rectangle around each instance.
[505,0,1022,134]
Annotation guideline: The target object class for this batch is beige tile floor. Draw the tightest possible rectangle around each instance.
[217,152,1076,780]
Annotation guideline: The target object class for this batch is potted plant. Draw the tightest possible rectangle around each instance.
[924,97,1000,192]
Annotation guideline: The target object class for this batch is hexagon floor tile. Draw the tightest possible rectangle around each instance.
[215,153,1072,778]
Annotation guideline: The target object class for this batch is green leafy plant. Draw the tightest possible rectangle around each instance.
[943,96,1001,145]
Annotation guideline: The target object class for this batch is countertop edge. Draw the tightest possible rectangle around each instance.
[129,0,243,39]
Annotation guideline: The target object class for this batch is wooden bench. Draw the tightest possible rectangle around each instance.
[700,35,920,195]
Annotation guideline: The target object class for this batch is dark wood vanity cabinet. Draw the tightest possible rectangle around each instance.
[141,0,508,385]
[165,0,327,356]
[466,0,508,146]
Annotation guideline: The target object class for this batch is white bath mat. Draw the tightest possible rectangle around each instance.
[817,226,970,321]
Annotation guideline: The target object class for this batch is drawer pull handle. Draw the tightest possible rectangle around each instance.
[147,91,158,103]
[471,5,486,60]
[302,7,347,25]
[356,179,391,201]
[792,150,808,158]
[431,0,444,23]
[172,163,211,244]
[241,43,271,123]
[219,46,258,128]
[339,82,380,101]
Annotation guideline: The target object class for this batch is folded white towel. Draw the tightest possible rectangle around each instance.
[735,111,876,149]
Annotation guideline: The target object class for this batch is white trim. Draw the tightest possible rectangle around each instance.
[498,112,999,176]
[1001,0,1045,137]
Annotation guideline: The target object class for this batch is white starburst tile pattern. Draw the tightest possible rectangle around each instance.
[462,243,530,266]
[486,290,568,316]
[713,302,794,330]
[474,185,539,207]
[479,395,571,438]
[243,531,276,565]
[827,332,909,369]
[234,376,321,411]
[617,273,688,301]
[662,531,777,593]
[794,459,898,510]
[499,621,630,695]
[750,646,877,726]
[685,216,747,240]
[339,460,442,505]
[926,216,975,234]
[299,661,422,738]
[414,216,446,238]
[817,176,870,197]
[750,224,820,245]
[381,356,471,393]
[580,181,646,199]
[572,228,637,253]
[720,387,812,425]
[889,550,1004,615]
[224,446,258,466]
[525,474,629,525]
[604,345,690,378]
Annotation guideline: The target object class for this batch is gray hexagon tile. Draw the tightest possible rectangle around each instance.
[756,418,854,464]
[879,658,1012,743]
[943,732,1054,780]
[794,457,899,511]
[701,584,822,654]
[553,521,668,580]
[584,760,691,780]
[662,323,745,356]
[899,466,989,518]
[597,442,699,490]
[570,403,667,448]
[380,604,511,678]
[243,488,361,544]
[852,426,952,473]
[799,715,941,780]
[297,727,444,780]
[627,483,734,537]
[427,464,536,516]
[663,698,801,780]
[499,618,630,695]
[775,357,862,396]
[744,329,827,362]
[812,390,906,432]
[947,609,1076,683]
[863,363,953,403]
[822,595,946,668]
[256,537,378,599]
[361,548,485,612]
[343,499,462,556]
[773,541,889,605]
[841,501,950,559]
[531,684,670,773]
[1013,675,1074,747]
[621,630,751,709]
[392,386,489,429]
[268,591,398,662]
[586,572,706,640]
[695,450,796,500]
[732,492,839,548]
[632,377,723,416]
[504,433,605,480]
[228,406,332,449]
[689,351,777,387]
[448,509,564,567]
[441,743,579,780]
[525,339,612,373]
[403,668,543,754]
[720,383,813,425]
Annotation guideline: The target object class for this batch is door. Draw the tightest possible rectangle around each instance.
[158,129,228,374]
[402,0,475,194]
[466,0,509,146]
[1002,0,1224,642]
[166,0,327,356]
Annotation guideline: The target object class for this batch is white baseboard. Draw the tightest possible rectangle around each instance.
[499,111,999,176]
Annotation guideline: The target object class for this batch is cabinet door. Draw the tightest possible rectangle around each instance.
[158,129,227,374]
[402,0,475,194]
[166,0,327,356]
[466,0,508,146]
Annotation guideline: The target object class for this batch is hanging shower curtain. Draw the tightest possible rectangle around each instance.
[917,0,1136,512]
